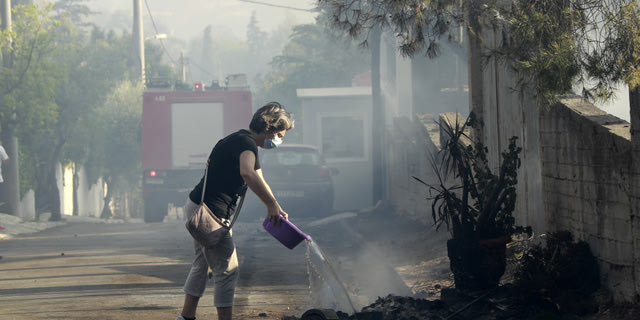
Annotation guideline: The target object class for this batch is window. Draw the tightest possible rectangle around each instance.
[261,149,321,166]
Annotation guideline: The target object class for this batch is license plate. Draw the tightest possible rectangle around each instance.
[276,190,304,198]
[145,178,164,184]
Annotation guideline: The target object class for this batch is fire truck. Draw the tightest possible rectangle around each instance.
[142,77,252,222]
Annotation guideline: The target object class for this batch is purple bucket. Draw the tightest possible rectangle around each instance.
[263,217,311,249]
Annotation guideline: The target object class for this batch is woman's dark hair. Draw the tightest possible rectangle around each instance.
[249,102,294,134]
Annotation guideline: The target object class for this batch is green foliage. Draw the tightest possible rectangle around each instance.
[318,0,462,58]
[0,4,59,199]
[83,80,143,192]
[0,3,59,134]
[414,113,531,240]
[502,1,581,104]
[583,2,640,92]
[0,1,172,216]
[320,0,640,105]
[52,0,95,29]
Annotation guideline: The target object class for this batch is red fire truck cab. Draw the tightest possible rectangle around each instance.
[142,86,252,222]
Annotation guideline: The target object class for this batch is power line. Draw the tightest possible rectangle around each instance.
[189,58,214,78]
[143,0,178,66]
[236,0,316,12]
[142,0,214,82]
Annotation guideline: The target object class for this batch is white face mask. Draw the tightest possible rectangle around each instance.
[264,136,282,149]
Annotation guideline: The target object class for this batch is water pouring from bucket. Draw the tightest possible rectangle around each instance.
[262,216,311,249]
[262,216,358,315]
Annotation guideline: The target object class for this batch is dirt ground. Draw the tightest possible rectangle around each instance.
[318,204,640,320]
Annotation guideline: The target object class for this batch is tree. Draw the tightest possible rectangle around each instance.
[28,2,142,220]
[0,3,59,215]
[317,0,460,58]
[247,11,267,56]
[1,1,171,220]
[62,27,168,219]
[318,0,640,106]
[80,80,143,219]
[52,0,95,29]
[255,22,370,142]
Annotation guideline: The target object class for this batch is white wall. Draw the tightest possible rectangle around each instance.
[297,87,374,212]
[19,189,35,221]
[17,164,104,220]
[50,163,105,218]
[76,166,105,217]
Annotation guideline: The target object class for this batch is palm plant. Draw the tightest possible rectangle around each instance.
[414,113,531,290]
[415,113,530,241]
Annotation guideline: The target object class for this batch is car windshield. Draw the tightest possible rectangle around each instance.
[261,149,321,166]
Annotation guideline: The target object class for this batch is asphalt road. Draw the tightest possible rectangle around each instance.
[0,212,417,320]
[0,218,312,320]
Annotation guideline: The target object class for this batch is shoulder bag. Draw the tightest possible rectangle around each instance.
[186,159,246,247]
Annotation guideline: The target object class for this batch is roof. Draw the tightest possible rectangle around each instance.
[296,87,372,98]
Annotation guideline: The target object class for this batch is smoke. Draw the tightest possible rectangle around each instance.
[304,218,415,313]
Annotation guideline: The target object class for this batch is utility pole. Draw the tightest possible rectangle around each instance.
[1,0,20,218]
[133,0,145,84]
[180,52,186,82]
[371,26,386,203]
[629,85,640,296]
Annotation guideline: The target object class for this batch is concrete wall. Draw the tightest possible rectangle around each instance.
[474,22,638,300]
[19,189,35,221]
[387,115,440,224]
[631,90,640,303]
[476,25,547,233]
[378,12,639,301]
[540,96,635,300]
[75,166,105,217]
[297,87,374,212]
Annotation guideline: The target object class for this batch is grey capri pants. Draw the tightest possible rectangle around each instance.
[182,197,239,307]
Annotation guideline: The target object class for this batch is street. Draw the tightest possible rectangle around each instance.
[0,218,311,320]
[0,212,435,320]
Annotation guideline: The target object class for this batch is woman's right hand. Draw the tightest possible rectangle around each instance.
[267,202,288,226]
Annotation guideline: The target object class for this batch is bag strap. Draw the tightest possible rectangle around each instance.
[200,159,209,204]
[199,158,247,230]
[226,185,247,229]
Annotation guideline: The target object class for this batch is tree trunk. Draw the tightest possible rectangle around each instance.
[466,1,485,142]
[0,129,19,216]
[100,178,112,219]
[629,86,640,298]
[34,161,59,220]
[48,142,65,221]
[72,163,78,216]
[48,178,61,221]
[371,26,385,203]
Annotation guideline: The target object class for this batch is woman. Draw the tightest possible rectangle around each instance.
[176,102,294,320]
